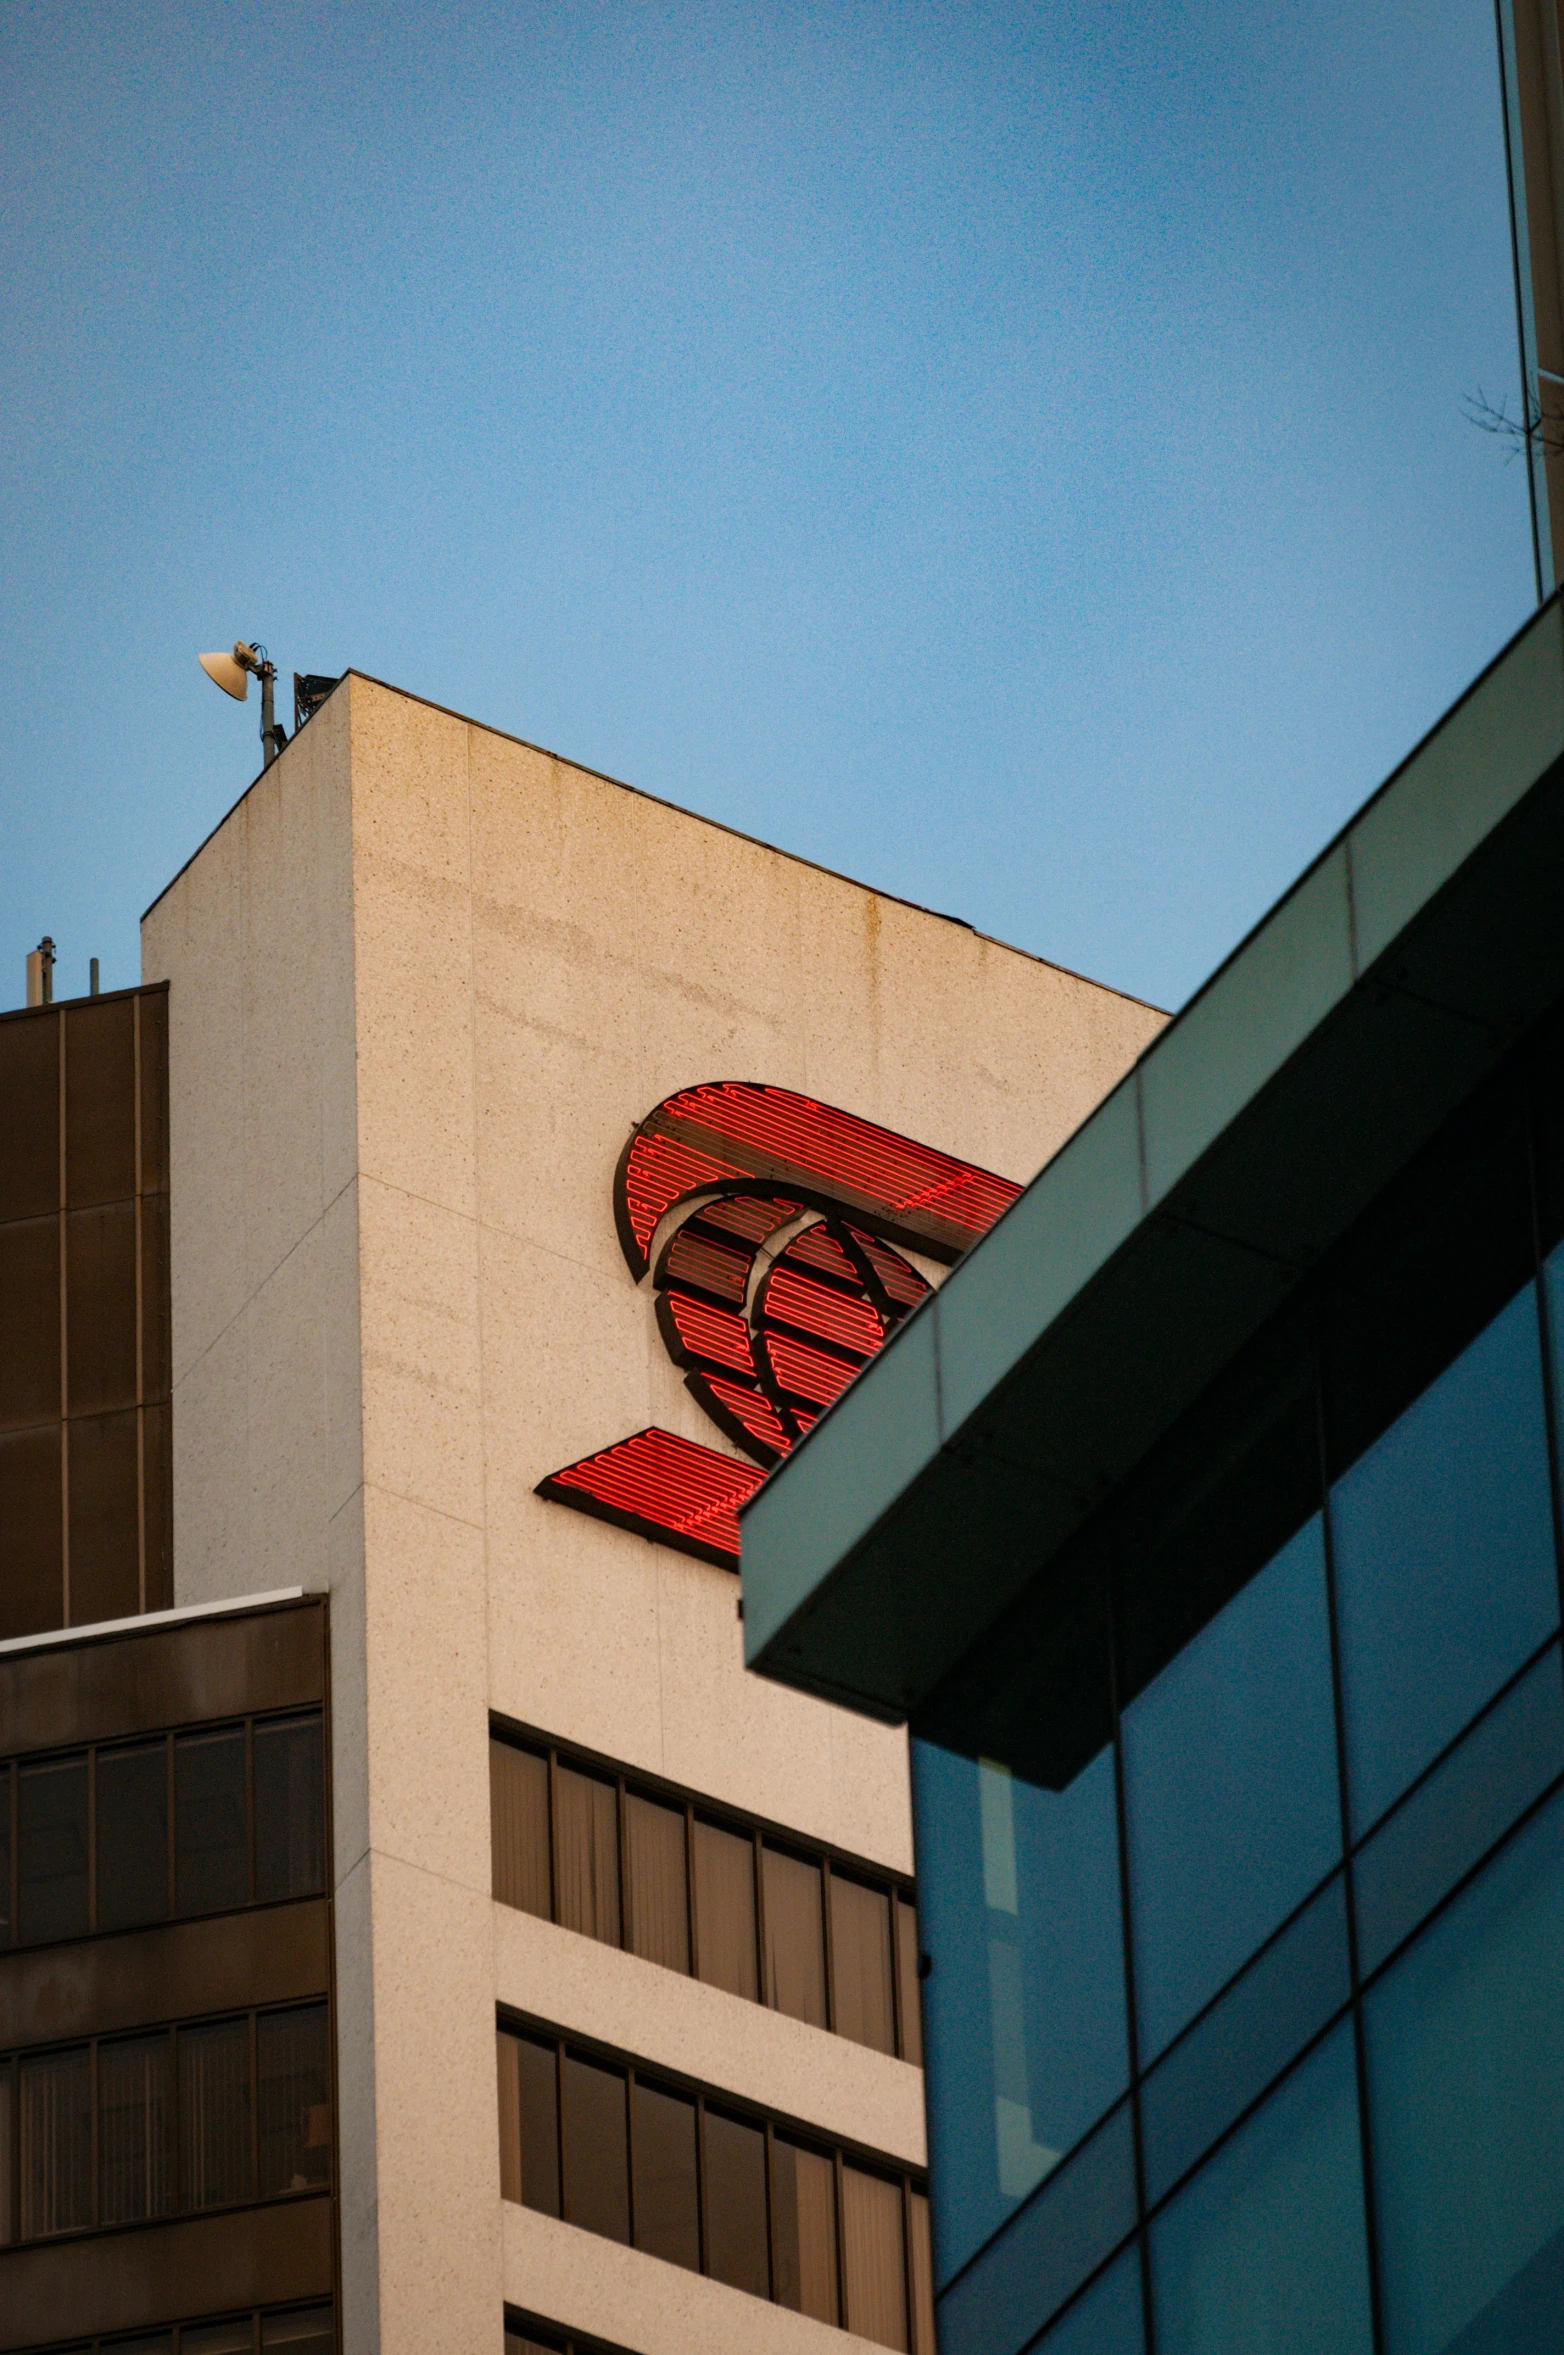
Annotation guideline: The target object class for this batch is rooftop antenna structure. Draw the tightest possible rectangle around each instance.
[198,640,287,767]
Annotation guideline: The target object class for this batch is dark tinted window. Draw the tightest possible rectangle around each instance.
[563,2055,629,2242]
[624,1794,688,1974]
[1332,1283,1559,1834]
[842,2165,908,2350]
[96,1742,169,1932]
[705,2109,770,2296]
[253,1716,324,1903]
[831,1873,896,2054]
[1122,1517,1340,2059]
[764,1847,826,2028]
[258,2004,331,2195]
[555,1768,620,1947]
[693,1818,758,2000]
[0,1765,10,1942]
[99,2032,172,2224]
[19,2043,91,2236]
[18,1753,89,1944]
[774,2137,839,2323]
[178,2016,252,2209]
[895,1897,922,2068]
[491,1741,551,1919]
[176,1727,248,1915]
[261,2307,334,2355]
[633,2081,699,2270]
[513,2036,560,2217]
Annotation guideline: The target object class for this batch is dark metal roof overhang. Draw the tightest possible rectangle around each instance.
[740,596,1564,1722]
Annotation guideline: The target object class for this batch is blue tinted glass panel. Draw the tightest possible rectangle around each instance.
[912,1735,1129,2286]
[1332,1283,1558,1835]
[1027,2242,1144,2355]
[1365,1785,1564,2355]
[1150,2022,1372,2355]
[1355,1639,1564,1978]
[1141,1872,1350,2206]
[1546,1239,1564,1483]
[1123,1518,1339,2058]
[935,2102,1136,2355]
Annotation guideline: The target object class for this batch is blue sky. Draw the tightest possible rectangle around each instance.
[0,0,1535,1012]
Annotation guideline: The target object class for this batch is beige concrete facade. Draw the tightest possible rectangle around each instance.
[142,674,1163,2355]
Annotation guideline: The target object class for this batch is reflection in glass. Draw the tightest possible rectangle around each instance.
[253,1715,325,1903]
[18,1754,89,1944]
[178,2016,252,2210]
[625,1794,689,1974]
[491,1741,552,1920]
[830,1873,896,2055]
[693,1818,758,2000]
[1354,1640,1564,1978]
[911,1729,1129,2285]
[933,2100,1138,2355]
[175,1727,248,1915]
[96,1741,170,1931]
[842,2166,909,2350]
[562,2055,628,2242]
[909,2188,935,2355]
[1140,1873,1350,2206]
[764,1847,827,2027]
[774,2138,839,2324]
[705,2109,770,2297]
[19,2043,91,2236]
[555,1768,620,1947]
[633,2080,699,2269]
[1034,2245,1145,2355]
[1123,1518,1339,2059]
[1332,1284,1559,1834]
[1150,2023,1373,2355]
[0,2062,10,2246]
[0,1767,9,1940]
[258,2004,331,2193]
[99,2032,172,2223]
[1365,1789,1564,2355]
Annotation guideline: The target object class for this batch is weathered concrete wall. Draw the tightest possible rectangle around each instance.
[145,673,1164,2354]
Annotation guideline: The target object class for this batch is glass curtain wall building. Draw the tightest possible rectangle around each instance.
[740,591,1564,2355]
[912,1026,1564,2355]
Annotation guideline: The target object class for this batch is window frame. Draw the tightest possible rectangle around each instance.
[490,1716,923,2062]
[497,2005,933,2352]
[0,1997,333,2249]
[0,1706,327,1952]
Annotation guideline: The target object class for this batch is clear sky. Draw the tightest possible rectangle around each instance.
[0,0,1536,1015]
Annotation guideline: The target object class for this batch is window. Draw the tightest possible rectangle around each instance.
[7,2306,333,2354]
[0,2002,330,2244]
[490,1725,922,2061]
[498,2018,934,2352]
[0,1709,326,1948]
[503,2316,642,2355]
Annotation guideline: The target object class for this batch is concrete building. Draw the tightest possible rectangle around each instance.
[0,674,1160,2352]
[742,593,1564,2355]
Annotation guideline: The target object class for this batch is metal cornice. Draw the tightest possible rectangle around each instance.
[741,594,1564,1721]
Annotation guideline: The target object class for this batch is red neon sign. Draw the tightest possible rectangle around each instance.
[539,1083,1020,1568]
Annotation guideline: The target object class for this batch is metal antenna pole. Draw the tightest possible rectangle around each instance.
[261,664,277,767]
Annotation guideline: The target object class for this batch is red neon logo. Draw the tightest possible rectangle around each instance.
[537,1084,1020,1567]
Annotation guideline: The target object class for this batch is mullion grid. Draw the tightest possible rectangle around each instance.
[508,1732,912,2054]
[1032,1073,1564,2352]
[0,1998,330,2249]
[0,1708,324,1949]
[27,2306,313,2353]
[509,2015,919,2339]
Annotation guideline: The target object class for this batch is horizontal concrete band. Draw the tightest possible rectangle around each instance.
[742,594,1564,1720]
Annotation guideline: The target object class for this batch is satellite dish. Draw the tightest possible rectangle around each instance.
[199,649,250,700]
